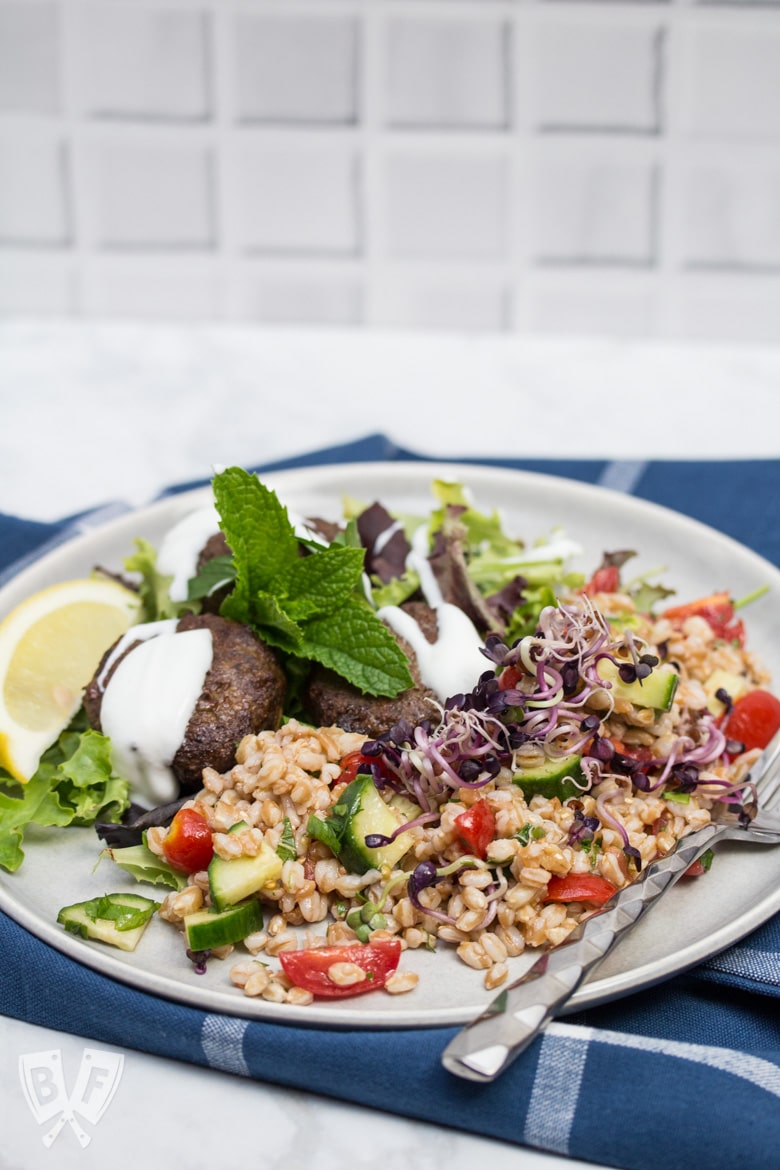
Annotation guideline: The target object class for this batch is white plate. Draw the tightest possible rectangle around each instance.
[2,461,779,1030]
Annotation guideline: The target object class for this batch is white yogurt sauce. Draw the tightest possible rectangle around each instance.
[155,497,326,604]
[377,523,486,701]
[100,623,213,806]
[156,505,222,602]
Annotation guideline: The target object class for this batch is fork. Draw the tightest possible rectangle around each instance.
[441,733,780,1083]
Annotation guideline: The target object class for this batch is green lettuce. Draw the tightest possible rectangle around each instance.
[0,715,129,873]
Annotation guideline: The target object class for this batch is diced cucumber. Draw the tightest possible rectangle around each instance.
[339,773,417,874]
[184,898,264,951]
[388,792,422,822]
[703,669,749,716]
[597,658,678,711]
[57,892,159,952]
[513,754,585,801]
[208,823,283,912]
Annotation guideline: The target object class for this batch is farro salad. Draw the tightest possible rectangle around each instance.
[22,469,780,1006]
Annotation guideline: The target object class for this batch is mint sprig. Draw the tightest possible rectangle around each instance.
[213,467,413,698]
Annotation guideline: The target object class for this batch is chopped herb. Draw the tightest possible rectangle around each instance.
[663,790,692,804]
[276,816,297,862]
[80,894,157,932]
[515,823,546,846]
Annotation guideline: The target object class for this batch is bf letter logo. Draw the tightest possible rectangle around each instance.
[19,1047,124,1147]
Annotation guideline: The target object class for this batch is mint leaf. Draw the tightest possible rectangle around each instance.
[211,468,416,698]
[301,597,414,697]
[213,467,298,619]
[280,545,365,622]
[235,589,304,653]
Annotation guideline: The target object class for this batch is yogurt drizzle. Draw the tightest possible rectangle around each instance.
[99,621,213,806]
[377,523,486,701]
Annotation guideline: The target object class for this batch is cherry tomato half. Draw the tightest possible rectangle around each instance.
[498,665,523,691]
[724,688,780,752]
[544,874,618,906]
[279,938,402,999]
[663,591,745,646]
[583,565,620,596]
[161,808,214,874]
[454,799,497,859]
[338,751,381,785]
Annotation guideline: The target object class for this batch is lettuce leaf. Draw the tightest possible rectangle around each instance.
[0,716,130,873]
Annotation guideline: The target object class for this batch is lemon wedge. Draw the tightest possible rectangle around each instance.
[0,577,142,783]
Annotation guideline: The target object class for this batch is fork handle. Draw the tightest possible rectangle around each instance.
[441,823,721,1083]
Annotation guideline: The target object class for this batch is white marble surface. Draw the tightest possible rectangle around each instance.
[2,319,780,1170]
[3,321,780,522]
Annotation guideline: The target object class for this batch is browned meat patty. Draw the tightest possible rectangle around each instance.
[303,601,440,738]
[84,612,286,794]
[173,612,286,790]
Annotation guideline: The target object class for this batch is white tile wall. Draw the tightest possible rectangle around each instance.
[531,19,661,133]
[78,6,210,122]
[384,150,508,258]
[232,14,358,124]
[83,139,214,248]
[229,143,360,254]
[385,17,509,128]
[0,0,778,341]
[533,150,657,265]
[0,130,69,243]
[0,2,60,114]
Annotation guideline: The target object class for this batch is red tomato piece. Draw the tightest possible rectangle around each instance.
[724,689,780,751]
[663,591,745,646]
[162,808,214,874]
[498,665,523,691]
[279,938,402,999]
[544,874,618,906]
[454,799,497,859]
[583,566,621,596]
[339,751,378,784]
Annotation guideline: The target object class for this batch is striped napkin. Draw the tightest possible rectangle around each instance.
[1,434,779,1170]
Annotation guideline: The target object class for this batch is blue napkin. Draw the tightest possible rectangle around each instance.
[2,435,779,1170]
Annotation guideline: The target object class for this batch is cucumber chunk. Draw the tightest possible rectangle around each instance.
[513,754,586,801]
[339,773,418,874]
[57,892,159,952]
[597,658,678,711]
[703,668,749,716]
[208,824,283,912]
[184,898,264,951]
